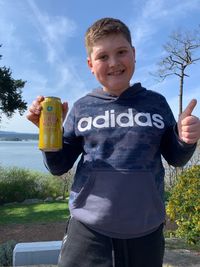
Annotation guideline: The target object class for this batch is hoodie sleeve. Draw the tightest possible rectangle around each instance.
[42,105,83,175]
[160,101,196,167]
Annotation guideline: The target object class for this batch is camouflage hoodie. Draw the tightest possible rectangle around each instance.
[43,83,196,238]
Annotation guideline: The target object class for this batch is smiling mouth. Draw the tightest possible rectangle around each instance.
[108,69,125,76]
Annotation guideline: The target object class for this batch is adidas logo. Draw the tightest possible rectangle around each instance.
[77,108,165,132]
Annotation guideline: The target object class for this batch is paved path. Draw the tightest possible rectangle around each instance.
[164,248,200,267]
[23,250,200,267]
[15,247,200,267]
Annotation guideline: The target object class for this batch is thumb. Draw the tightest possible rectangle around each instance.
[181,99,197,118]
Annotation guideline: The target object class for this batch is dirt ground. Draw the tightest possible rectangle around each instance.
[0,217,176,244]
[0,222,67,244]
[0,221,200,267]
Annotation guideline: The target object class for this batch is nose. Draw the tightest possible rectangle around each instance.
[108,56,118,67]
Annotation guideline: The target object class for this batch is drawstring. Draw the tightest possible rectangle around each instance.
[112,239,130,267]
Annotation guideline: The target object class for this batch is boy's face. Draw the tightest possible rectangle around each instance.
[87,33,135,96]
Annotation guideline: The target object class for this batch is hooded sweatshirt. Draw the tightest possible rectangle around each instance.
[43,83,196,238]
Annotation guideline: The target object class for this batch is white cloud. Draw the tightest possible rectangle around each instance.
[141,0,166,20]
[25,0,87,104]
[45,16,76,41]
[0,20,23,65]
[130,0,165,47]
[21,70,48,102]
[130,0,200,48]
[27,0,77,64]
[0,21,15,46]
[57,66,73,88]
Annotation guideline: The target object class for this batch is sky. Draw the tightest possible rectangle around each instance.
[0,0,200,133]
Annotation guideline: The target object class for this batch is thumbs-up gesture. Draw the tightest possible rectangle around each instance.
[178,99,200,144]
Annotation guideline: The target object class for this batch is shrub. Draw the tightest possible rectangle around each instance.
[0,240,17,266]
[28,171,65,199]
[166,165,200,244]
[0,166,68,204]
[164,190,171,203]
[0,168,37,203]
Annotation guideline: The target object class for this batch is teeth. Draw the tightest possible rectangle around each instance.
[109,70,123,76]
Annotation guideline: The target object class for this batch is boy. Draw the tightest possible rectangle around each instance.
[27,18,200,267]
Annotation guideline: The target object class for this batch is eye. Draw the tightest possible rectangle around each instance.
[118,49,127,55]
[97,54,108,61]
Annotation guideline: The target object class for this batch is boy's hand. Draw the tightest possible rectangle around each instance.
[26,96,68,127]
[178,99,200,144]
[26,95,44,127]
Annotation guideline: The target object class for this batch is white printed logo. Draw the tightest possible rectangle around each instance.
[77,108,165,132]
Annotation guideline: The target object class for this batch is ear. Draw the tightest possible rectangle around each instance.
[132,46,136,60]
[87,57,94,74]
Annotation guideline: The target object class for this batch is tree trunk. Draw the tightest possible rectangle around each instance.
[179,68,184,116]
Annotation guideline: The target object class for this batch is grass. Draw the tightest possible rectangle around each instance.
[0,201,70,225]
[1,200,200,252]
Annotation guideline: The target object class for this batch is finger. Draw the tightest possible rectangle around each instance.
[36,95,45,102]
[181,115,199,126]
[29,105,41,115]
[181,126,199,136]
[29,101,42,115]
[181,124,198,133]
[26,111,39,126]
[182,99,197,118]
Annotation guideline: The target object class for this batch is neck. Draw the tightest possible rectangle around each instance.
[103,85,130,96]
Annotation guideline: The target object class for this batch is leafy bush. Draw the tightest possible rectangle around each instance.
[0,166,69,204]
[166,165,200,244]
[164,190,171,203]
[0,168,37,203]
[0,240,17,266]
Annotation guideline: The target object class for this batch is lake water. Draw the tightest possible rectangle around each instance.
[0,141,48,173]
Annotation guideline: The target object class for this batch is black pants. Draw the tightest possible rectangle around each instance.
[58,217,165,267]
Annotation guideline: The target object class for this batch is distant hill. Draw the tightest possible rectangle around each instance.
[0,131,38,141]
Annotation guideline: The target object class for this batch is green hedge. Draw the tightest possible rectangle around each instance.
[166,165,200,244]
[0,240,17,266]
[0,166,67,204]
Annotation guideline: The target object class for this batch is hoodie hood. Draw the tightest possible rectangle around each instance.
[87,83,145,100]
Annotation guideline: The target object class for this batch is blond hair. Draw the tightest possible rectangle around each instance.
[85,17,132,56]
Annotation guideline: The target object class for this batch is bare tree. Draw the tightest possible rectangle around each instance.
[152,26,200,115]
[59,169,74,200]
[153,28,200,186]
